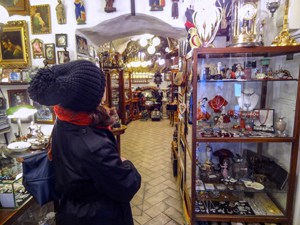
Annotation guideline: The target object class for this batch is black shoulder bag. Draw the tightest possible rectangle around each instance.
[22,137,59,206]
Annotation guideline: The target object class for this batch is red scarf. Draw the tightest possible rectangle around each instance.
[53,105,111,130]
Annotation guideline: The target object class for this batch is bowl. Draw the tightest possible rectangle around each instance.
[7,142,31,153]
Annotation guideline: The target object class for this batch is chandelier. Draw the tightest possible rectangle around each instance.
[138,34,161,55]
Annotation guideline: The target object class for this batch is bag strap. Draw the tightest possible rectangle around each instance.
[46,118,57,161]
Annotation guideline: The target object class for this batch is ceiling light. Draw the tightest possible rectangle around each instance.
[158,59,165,65]
[139,38,148,47]
[147,46,155,54]
[152,37,161,47]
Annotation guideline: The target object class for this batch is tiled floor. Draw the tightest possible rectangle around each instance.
[121,119,184,225]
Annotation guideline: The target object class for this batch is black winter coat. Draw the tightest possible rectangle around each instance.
[51,119,141,225]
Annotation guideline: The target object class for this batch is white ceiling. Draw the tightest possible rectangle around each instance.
[76,13,187,49]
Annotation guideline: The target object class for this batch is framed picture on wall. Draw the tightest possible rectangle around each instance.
[33,102,55,124]
[7,89,30,107]
[57,51,70,64]
[31,38,44,58]
[75,35,88,55]
[0,20,31,69]
[0,0,30,16]
[30,4,51,34]
[55,33,68,48]
[7,89,31,123]
[8,70,22,82]
[44,43,56,64]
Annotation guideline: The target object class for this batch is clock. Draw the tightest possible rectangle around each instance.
[241,2,257,20]
[230,0,261,47]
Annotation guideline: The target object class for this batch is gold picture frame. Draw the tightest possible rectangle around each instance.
[44,43,56,64]
[30,4,51,35]
[0,0,30,16]
[0,20,31,69]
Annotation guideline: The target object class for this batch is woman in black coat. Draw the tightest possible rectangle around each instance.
[28,60,141,225]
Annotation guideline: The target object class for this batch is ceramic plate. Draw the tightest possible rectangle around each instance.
[7,142,31,153]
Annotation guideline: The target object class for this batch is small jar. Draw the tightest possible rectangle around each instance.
[275,117,287,132]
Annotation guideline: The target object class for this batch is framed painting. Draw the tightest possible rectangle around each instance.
[57,51,70,64]
[8,69,22,82]
[75,35,88,55]
[7,89,32,123]
[7,89,30,107]
[0,20,31,69]
[0,0,30,16]
[30,4,51,35]
[31,38,44,59]
[55,33,68,48]
[44,43,56,64]
[33,102,55,124]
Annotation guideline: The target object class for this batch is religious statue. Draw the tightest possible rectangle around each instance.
[74,0,86,24]
[171,0,179,19]
[56,0,66,24]
[105,0,116,13]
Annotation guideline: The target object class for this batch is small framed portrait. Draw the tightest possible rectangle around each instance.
[57,51,70,64]
[1,68,13,82]
[0,20,31,69]
[44,43,56,64]
[75,35,88,55]
[30,4,51,35]
[55,33,68,48]
[21,69,31,82]
[253,109,275,133]
[31,38,44,59]
[9,69,22,82]
[33,102,55,124]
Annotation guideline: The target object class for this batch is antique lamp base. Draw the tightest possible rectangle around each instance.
[271,29,300,46]
[230,35,263,47]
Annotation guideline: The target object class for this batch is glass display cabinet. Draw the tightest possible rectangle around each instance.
[0,175,30,208]
[179,46,300,225]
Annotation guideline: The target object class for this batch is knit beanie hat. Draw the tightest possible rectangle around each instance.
[28,60,106,112]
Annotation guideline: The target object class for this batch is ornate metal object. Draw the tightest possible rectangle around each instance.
[271,0,300,46]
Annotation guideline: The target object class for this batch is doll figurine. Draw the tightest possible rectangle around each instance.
[74,0,86,24]
[105,0,116,13]
[172,0,179,19]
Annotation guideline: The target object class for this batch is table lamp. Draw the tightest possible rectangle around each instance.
[7,105,37,137]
